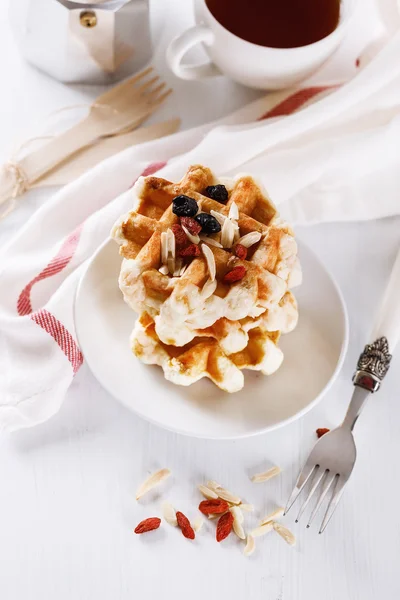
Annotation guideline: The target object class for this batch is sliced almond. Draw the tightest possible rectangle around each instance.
[210,210,227,225]
[230,505,244,524]
[159,265,169,275]
[260,507,284,526]
[251,466,281,483]
[230,506,245,539]
[201,278,217,300]
[221,218,235,249]
[192,516,204,533]
[198,484,219,500]
[273,522,296,546]
[237,231,262,248]
[167,228,175,259]
[233,518,246,540]
[199,235,223,248]
[182,224,200,245]
[201,244,216,281]
[244,534,255,557]
[240,503,254,513]
[206,480,222,492]
[179,264,188,276]
[207,513,219,520]
[161,231,168,265]
[136,468,171,500]
[228,201,239,220]
[162,501,177,526]
[251,522,274,537]
[215,487,241,505]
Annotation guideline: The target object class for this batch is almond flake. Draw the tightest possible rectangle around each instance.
[230,505,244,524]
[237,231,262,248]
[210,210,227,225]
[199,235,223,248]
[192,516,204,533]
[244,535,255,557]
[233,518,246,540]
[159,265,169,275]
[251,522,274,537]
[167,228,176,259]
[201,278,217,300]
[179,264,188,276]
[198,484,218,500]
[273,522,296,546]
[161,231,168,265]
[228,201,239,220]
[201,244,216,281]
[230,507,245,539]
[215,487,241,505]
[207,513,219,520]
[240,504,254,512]
[206,480,222,492]
[260,507,284,526]
[221,218,235,248]
[136,468,171,500]
[182,224,200,245]
[251,466,281,483]
[162,502,177,526]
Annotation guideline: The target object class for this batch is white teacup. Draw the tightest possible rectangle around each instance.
[167,0,357,90]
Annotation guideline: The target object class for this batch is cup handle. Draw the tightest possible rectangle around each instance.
[166,25,221,80]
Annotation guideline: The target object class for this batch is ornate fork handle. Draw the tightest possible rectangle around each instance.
[353,336,392,393]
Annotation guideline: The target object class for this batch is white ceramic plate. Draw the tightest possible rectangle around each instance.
[74,239,348,439]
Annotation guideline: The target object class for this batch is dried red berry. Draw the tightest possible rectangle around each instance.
[171,223,188,247]
[223,265,246,283]
[176,511,195,539]
[198,499,230,515]
[134,517,161,534]
[316,428,330,438]
[180,216,202,235]
[233,244,247,260]
[179,244,201,258]
[216,511,234,542]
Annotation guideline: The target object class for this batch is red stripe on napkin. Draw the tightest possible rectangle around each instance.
[17,225,83,316]
[31,309,83,374]
[258,86,335,120]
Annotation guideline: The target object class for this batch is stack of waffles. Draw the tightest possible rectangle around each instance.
[111,165,301,392]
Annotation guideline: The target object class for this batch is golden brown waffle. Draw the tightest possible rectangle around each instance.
[111,165,301,392]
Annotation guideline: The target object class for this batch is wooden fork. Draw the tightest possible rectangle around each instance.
[0,67,171,204]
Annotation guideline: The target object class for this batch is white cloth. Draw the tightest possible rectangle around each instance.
[1,29,400,432]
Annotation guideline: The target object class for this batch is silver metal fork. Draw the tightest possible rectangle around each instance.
[285,244,400,533]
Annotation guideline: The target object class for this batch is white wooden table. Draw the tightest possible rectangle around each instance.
[1,2,400,599]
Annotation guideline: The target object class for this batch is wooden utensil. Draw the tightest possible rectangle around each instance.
[0,67,171,206]
[35,119,180,187]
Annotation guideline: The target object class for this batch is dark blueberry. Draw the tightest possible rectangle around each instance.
[172,195,198,217]
[204,184,229,204]
[195,213,221,234]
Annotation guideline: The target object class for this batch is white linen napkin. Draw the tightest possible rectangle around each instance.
[1,28,400,432]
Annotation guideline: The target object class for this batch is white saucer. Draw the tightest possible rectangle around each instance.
[74,239,348,439]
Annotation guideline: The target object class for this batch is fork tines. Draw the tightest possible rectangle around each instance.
[284,464,346,534]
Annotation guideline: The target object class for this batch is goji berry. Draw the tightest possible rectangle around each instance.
[223,265,246,283]
[179,244,201,258]
[171,224,188,247]
[176,511,195,540]
[134,517,161,534]
[316,428,330,438]
[198,499,230,515]
[180,216,202,235]
[233,244,247,260]
[216,511,234,542]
